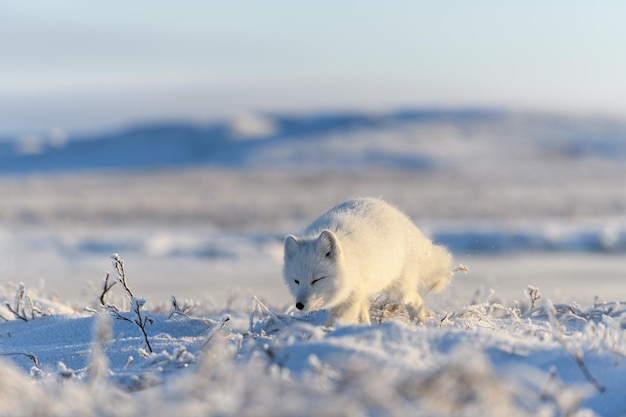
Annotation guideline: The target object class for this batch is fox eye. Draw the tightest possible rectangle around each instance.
[294,279,300,285]
[311,277,326,285]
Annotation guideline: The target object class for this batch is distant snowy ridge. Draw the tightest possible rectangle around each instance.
[9,221,626,279]
[2,109,626,174]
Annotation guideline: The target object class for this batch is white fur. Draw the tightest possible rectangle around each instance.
[283,197,452,326]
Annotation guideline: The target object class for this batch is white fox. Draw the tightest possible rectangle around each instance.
[283,197,452,326]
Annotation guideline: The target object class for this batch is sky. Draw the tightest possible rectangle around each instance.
[2,1,626,135]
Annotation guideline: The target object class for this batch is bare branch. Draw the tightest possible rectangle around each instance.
[111,253,133,298]
[99,272,117,307]
[527,286,542,310]
[546,301,605,393]
[168,296,193,319]
[201,315,231,350]
[0,352,39,366]
[5,302,27,321]
[132,298,153,353]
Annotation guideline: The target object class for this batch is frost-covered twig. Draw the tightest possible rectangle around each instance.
[0,352,38,366]
[5,302,27,321]
[168,296,194,319]
[589,299,626,319]
[248,296,285,333]
[111,253,133,298]
[98,272,132,323]
[5,283,28,321]
[442,301,511,328]
[132,297,153,353]
[584,318,626,360]
[546,301,606,393]
[99,272,117,307]
[5,283,42,321]
[521,301,613,327]
[200,314,231,350]
[104,306,133,323]
[97,254,153,351]
[527,286,541,310]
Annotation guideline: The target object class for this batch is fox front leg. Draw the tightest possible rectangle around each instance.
[326,301,362,327]
[358,303,371,324]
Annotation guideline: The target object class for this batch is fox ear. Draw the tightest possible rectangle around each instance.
[317,230,340,260]
[284,235,300,260]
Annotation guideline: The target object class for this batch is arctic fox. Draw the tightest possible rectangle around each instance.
[283,197,452,326]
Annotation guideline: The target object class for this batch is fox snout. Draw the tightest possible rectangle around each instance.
[296,302,305,310]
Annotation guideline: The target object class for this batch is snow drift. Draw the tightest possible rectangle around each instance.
[1,274,625,417]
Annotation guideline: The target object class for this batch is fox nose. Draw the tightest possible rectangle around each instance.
[296,302,304,310]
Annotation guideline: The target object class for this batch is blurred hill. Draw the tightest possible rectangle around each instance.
[3,109,626,175]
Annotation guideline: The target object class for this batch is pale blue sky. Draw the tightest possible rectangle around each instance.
[2,1,626,134]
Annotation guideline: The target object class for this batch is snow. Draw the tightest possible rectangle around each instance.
[1,109,626,415]
[1,278,625,416]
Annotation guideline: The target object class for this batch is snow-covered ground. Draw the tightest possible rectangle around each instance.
[1,110,626,415]
[2,275,626,416]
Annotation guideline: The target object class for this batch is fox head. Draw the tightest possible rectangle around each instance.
[282,230,351,313]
